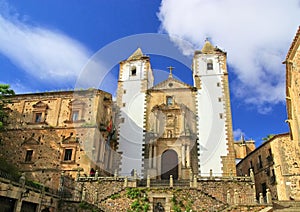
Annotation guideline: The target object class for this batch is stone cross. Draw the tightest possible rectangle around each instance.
[167,66,174,77]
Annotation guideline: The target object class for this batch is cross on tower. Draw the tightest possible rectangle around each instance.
[167,66,175,77]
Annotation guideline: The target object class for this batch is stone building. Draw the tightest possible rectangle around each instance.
[237,27,300,201]
[0,89,116,189]
[115,41,236,178]
[286,26,300,145]
[236,133,300,200]
[234,136,256,163]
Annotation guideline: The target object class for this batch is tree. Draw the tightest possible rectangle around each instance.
[0,84,15,129]
[262,134,275,142]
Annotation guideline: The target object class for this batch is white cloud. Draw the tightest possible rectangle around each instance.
[158,0,300,113]
[233,128,245,141]
[0,13,91,82]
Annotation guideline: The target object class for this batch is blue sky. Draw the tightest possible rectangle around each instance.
[0,0,299,146]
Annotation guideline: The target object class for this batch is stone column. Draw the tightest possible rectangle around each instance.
[114,169,118,179]
[15,173,26,212]
[15,199,22,212]
[250,168,255,183]
[95,170,99,180]
[124,177,128,188]
[181,145,186,167]
[82,187,86,201]
[234,189,239,205]
[259,193,264,204]
[193,175,197,188]
[149,144,153,168]
[189,169,193,187]
[227,190,231,204]
[170,175,173,188]
[186,145,190,167]
[153,145,157,168]
[266,189,272,204]
[147,175,150,188]
[94,190,98,204]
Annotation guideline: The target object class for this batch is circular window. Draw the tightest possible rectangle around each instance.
[168,83,173,87]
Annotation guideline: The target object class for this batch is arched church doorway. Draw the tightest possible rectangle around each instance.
[161,149,178,180]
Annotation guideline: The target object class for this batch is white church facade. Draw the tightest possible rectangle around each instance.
[115,41,236,179]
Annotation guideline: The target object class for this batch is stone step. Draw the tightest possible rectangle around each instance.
[273,200,300,211]
[273,208,300,212]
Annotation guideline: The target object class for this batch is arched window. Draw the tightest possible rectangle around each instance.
[131,66,137,76]
[207,60,213,70]
[167,130,172,138]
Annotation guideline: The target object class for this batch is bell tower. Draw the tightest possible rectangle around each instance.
[116,48,154,176]
[193,40,236,176]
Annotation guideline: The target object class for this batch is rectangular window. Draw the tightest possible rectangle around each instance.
[64,149,73,161]
[258,155,263,168]
[131,67,137,76]
[217,82,221,87]
[25,150,33,162]
[219,113,223,119]
[35,113,42,123]
[71,111,79,121]
[167,96,173,106]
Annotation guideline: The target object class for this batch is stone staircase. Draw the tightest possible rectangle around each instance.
[98,187,125,203]
[273,200,300,211]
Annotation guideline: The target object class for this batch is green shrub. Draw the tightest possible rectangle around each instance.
[126,188,141,199]
[142,203,149,212]
[172,204,182,212]
[110,193,121,200]
[131,199,142,211]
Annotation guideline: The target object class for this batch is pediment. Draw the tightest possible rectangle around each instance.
[33,101,48,109]
[150,77,193,91]
[68,99,85,107]
[21,137,40,146]
[62,135,79,144]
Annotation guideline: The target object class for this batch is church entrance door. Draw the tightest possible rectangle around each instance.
[161,149,178,180]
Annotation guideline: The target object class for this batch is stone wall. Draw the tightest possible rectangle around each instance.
[0,175,59,212]
[197,180,255,204]
[0,89,116,190]
[272,133,300,200]
[63,175,265,211]
[237,133,300,201]
[286,26,300,145]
